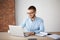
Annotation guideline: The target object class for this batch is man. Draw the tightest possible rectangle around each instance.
[21,6,44,36]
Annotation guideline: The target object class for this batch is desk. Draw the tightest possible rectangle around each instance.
[0,32,60,40]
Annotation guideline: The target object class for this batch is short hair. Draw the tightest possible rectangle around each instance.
[28,6,36,11]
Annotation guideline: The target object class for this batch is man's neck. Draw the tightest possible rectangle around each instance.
[31,16,36,21]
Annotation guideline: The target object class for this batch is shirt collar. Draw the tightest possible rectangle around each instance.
[28,17,37,22]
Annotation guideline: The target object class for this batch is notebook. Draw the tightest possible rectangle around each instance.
[48,34,60,39]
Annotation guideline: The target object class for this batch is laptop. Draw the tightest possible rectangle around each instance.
[8,25,24,37]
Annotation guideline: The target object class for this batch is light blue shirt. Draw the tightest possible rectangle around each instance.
[21,17,44,34]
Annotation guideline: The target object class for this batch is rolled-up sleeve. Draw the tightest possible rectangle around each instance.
[34,21,44,34]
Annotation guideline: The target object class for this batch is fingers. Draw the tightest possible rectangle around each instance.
[24,32,35,36]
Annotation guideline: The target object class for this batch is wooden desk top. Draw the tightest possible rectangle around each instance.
[0,32,60,40]
[49,32,60,35]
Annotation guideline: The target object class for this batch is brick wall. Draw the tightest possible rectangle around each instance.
[0,0,15,32]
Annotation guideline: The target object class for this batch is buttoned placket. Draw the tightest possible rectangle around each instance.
[29,18,36,32]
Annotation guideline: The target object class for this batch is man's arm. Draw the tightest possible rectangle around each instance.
[34,21,44,34]
[27,21,44,35]
[20,19,26,28]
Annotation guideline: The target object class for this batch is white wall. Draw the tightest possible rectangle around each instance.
[15,0,60,32]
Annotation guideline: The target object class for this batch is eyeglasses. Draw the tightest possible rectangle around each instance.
[27,12,35,14]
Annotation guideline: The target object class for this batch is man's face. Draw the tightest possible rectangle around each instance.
[27,9,36,18]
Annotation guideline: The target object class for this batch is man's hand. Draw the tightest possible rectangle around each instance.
[25,32,35,36]
[29,32,35,35]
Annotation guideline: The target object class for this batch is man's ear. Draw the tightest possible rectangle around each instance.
[35,12,36,14]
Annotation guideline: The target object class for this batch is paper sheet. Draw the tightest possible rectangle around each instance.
[35,32,48,37]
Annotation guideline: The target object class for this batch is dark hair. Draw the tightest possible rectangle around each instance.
[28,6,36,11]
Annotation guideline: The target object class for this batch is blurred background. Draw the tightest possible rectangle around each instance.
[0,0,60,32]
[15,0,60,32]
